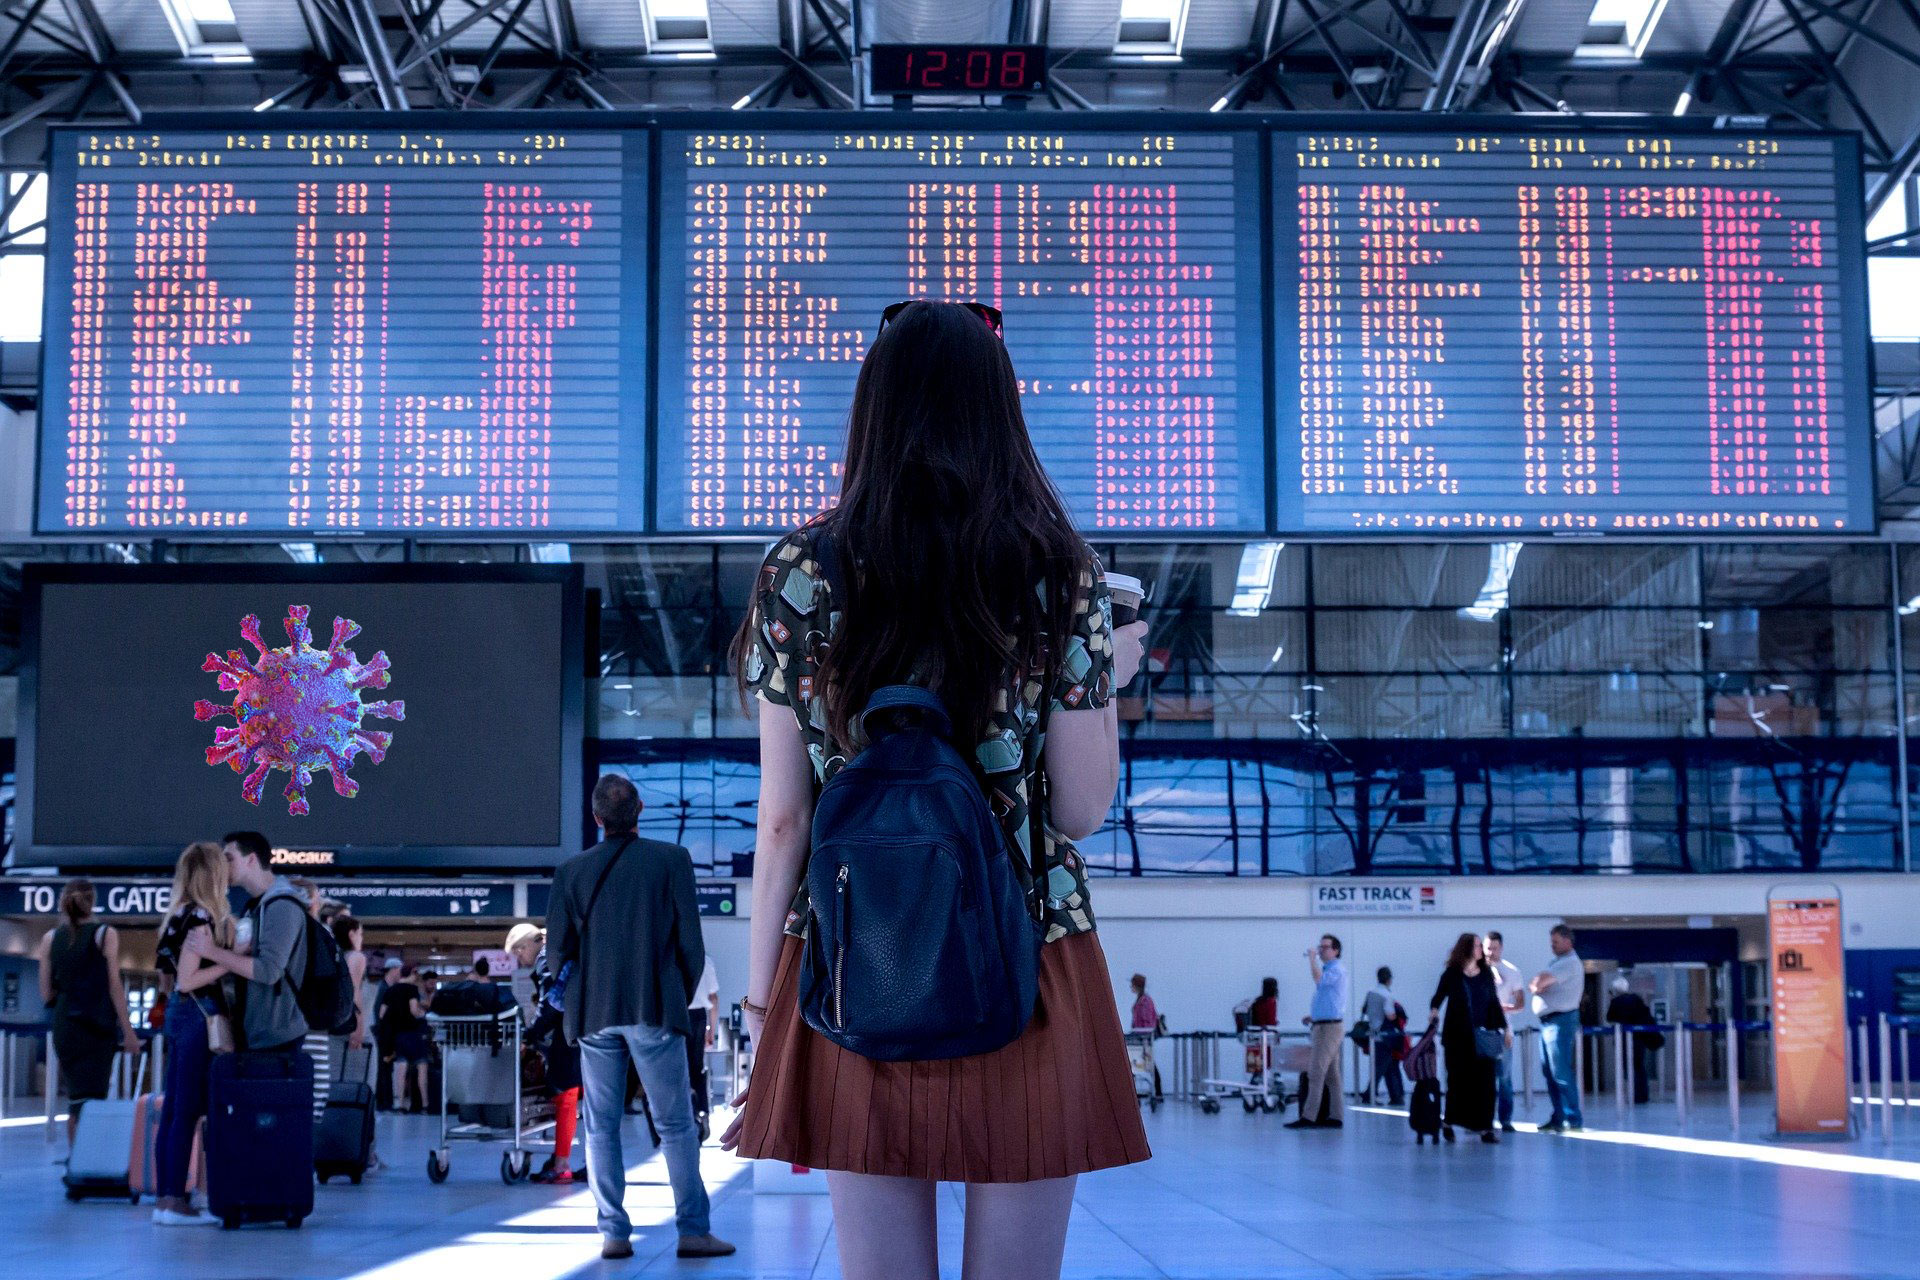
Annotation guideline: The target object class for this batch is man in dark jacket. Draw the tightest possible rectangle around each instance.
[1606,976,1662,1105]
[548,774,732,1262]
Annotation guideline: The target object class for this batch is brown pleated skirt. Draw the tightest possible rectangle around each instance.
[733,929,1152,1183]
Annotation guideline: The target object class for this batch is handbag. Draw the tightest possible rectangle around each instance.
[203,1008,235,1055]
[1474,1027,1505,1060]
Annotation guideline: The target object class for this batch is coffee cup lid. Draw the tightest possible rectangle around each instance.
[1103,572,1145,597]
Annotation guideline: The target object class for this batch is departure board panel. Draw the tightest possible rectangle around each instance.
[37,127,647,534]
[656,128,1266,532]
[1274,129,1871,534]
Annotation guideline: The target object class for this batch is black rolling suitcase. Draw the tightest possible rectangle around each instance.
[206,1050,316,1229]
[315,1080,376,1184]
[1296,1072,1335,1124]
[1409,1079,1444,1144]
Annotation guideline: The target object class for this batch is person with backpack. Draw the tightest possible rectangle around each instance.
[547,774,731,1262]
[185,831,357,1053]
[720,301,1153,1280]
[1362,967,1407,1106]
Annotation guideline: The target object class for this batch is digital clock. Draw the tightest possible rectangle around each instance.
[869,44,1048,96]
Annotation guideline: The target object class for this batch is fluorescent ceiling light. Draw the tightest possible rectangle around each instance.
[280,542,318,564]
[1228,542,1286,617]
[644,0,712,49]
[160,0,249,58]
[1899,592,1920,617]
[1577,0,1670,58]
[1115,0,1190,54]
[1873,259,1920,342]
[1672,89,1692,115]
[1460,542,1523,622]
[731,94,753,110]
[1208,95,1230,112]
[0,254,46,343]
[529,543,571,564]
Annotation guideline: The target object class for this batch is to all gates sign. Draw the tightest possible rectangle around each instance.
[1767,893,1851,1137]
[1311,882,1441,916]
[2,880,175,918]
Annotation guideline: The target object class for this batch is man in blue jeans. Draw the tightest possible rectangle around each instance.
[1484,931,1529,1133]
[549,775,734,1261]
[1529,923,1585,1132]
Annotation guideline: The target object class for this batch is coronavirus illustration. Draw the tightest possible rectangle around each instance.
[195,606,405,816]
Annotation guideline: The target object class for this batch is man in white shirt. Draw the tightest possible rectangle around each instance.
[1528,923,1585,1132]
[1484,932,1530,1133]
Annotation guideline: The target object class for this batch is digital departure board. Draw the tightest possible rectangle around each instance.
[35,114,1871,540]
[38,126,647,534]
[1274,129,1871,533]
[655,127,1267,532]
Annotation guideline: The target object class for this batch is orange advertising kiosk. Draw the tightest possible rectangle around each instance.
[1766,885,1853,1140]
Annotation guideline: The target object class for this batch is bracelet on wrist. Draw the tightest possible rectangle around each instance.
[740,996,768,1016]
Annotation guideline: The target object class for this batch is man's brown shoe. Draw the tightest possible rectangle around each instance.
[601,1238,634,1260]
[676,1234,737,1259]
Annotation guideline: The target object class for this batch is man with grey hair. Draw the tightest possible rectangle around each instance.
[548,774,733,1261]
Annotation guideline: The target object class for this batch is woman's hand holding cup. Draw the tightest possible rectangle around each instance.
[1105,573,1150,690]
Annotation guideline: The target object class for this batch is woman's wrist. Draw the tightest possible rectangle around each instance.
[741,995,769,1016]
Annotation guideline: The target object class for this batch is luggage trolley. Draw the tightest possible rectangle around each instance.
[1199,1028,1297,1114]
[424,1008,544,1185]
[1125,1032,1161,1112]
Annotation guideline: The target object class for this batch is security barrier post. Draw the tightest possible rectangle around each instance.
[1726,1022,1740,1137]
[1882,1013,1895,1141]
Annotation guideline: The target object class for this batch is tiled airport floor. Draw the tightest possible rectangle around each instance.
[6,1097,1918,1280]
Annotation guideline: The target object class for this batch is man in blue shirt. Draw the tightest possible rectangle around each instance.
[1286,934,1350,1130]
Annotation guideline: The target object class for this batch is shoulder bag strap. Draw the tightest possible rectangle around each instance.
[1026,669,1055,925]
[569,835,637,1012]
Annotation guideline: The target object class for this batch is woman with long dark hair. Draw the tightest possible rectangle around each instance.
[722,301,1152,1280]
[1428,931,1508,1143]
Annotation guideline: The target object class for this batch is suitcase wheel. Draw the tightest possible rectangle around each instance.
[349,1172,363,1186]
[64,1188,80,1203]
[286,1213,305,1229]
[427,1150,450,1184]
[221,1215,241,1230]
[318,1173,331,1185]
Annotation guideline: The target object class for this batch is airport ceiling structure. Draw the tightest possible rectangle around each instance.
[0,0,1910,192]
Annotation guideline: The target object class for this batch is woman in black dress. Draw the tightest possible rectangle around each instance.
[1428,932,1507,1144]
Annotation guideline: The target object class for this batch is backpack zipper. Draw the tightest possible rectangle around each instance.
[833,865,849,1031]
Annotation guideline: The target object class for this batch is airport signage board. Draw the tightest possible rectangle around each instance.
[523,880,736,920]
[0,878,516,920]
[1310,882,1442,916]
[1766,890,1851,1138]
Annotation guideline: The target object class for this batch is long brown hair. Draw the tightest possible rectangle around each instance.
[166,840,235,947]
[1446,932,1482,970]
[731,301,1090,749]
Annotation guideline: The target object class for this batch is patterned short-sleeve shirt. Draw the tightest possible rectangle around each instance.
[742,523,1114,944]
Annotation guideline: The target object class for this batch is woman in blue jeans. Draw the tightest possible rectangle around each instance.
[150,842,235,1226]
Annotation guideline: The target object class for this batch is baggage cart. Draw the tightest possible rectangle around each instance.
[424,1008,547,1185]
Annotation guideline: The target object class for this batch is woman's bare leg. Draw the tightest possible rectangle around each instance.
[826,1171,938,1280]
[961,1176,1076,1280]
